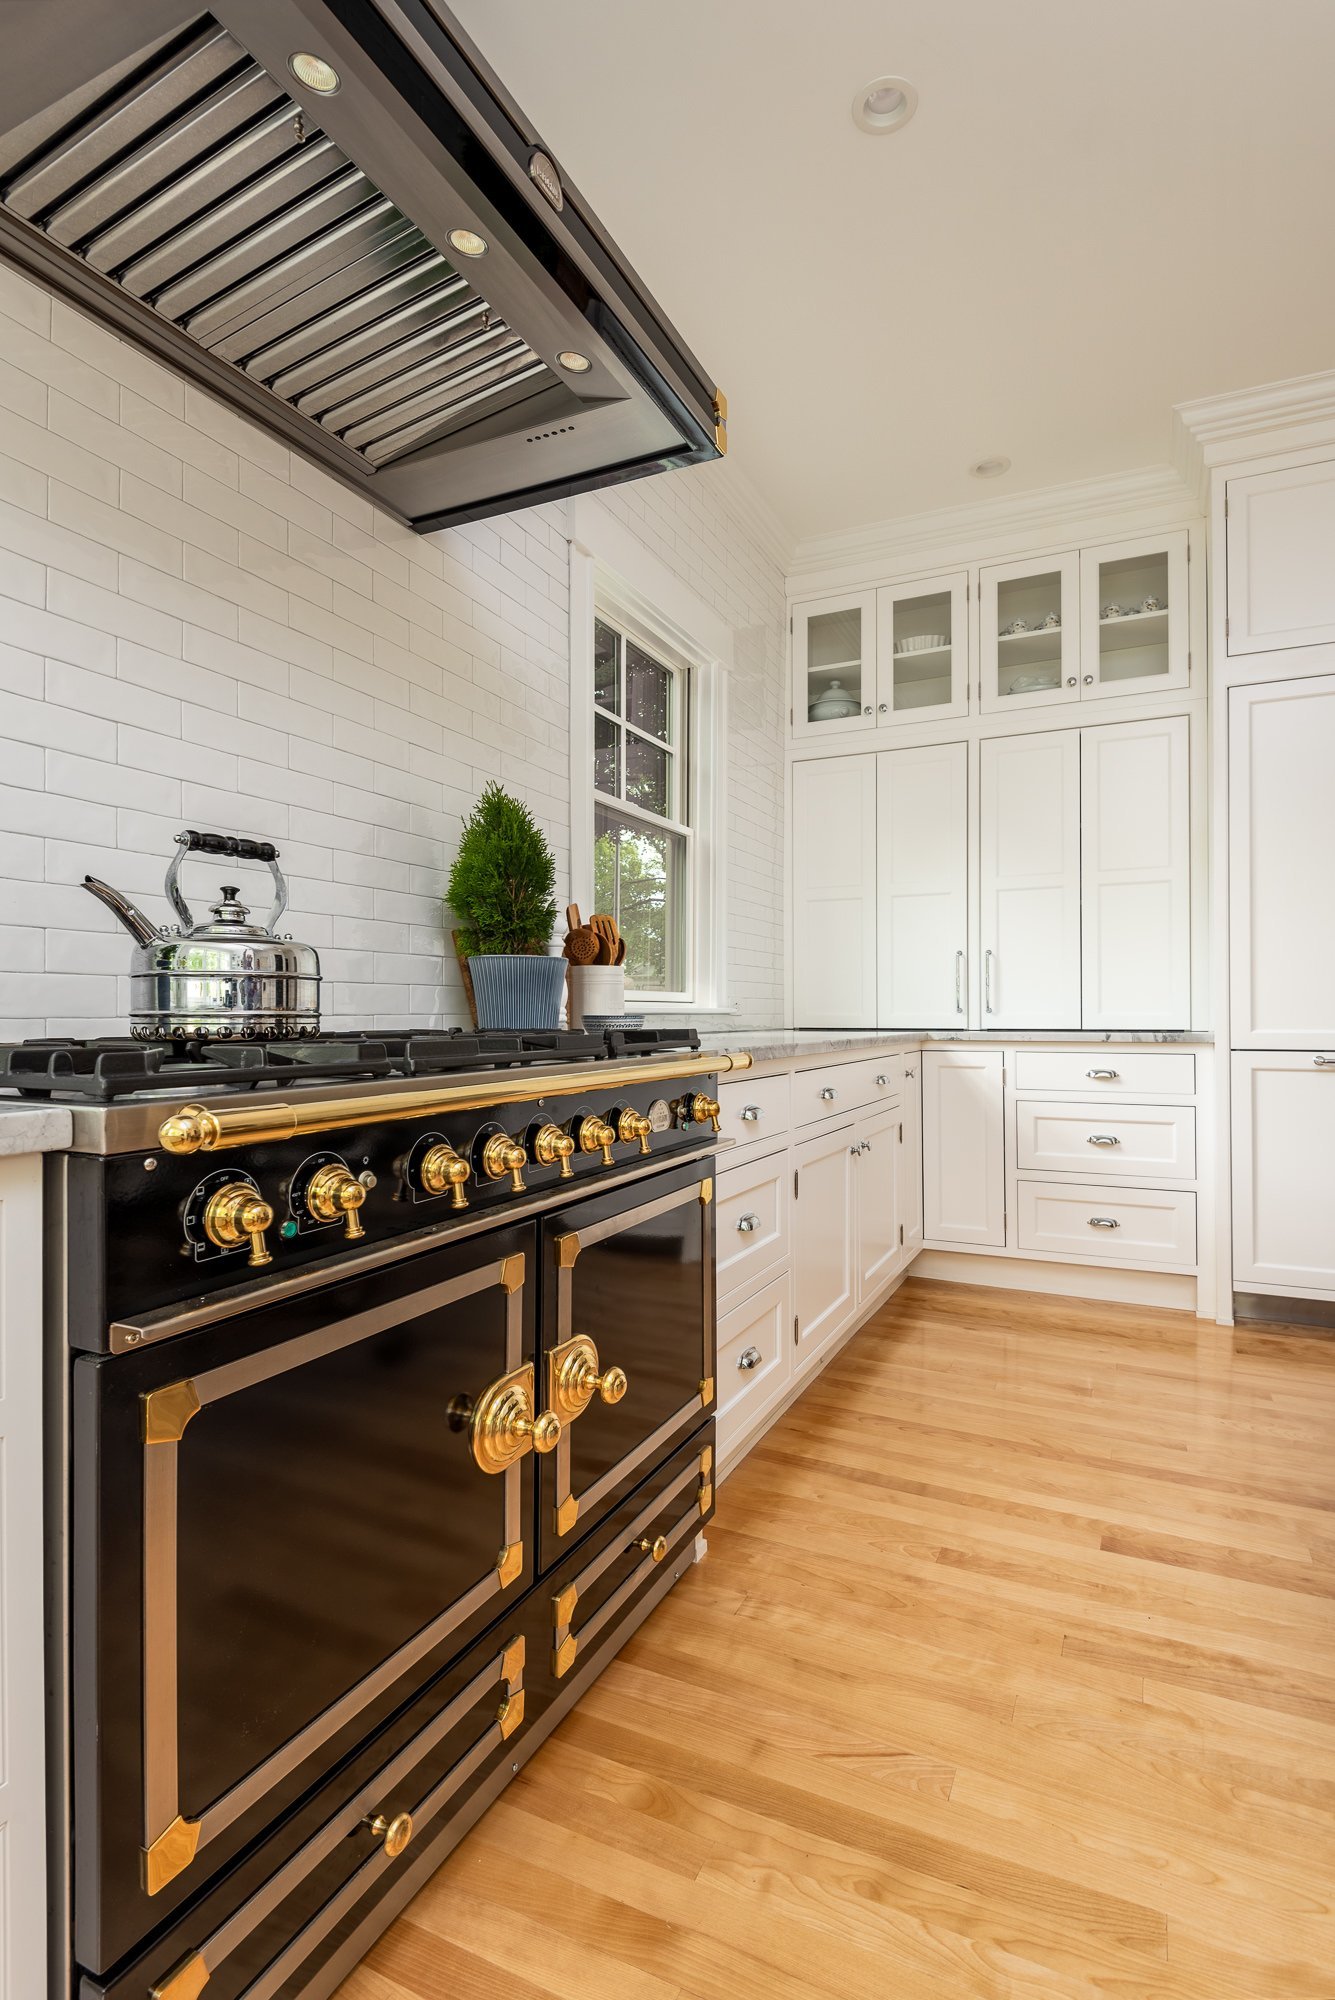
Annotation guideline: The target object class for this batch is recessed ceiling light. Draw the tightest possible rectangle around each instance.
[557,351,592,373]
[448,228,489,259]
[852,75,918,135]
[969,455,1011,479]
[289,52,340,93]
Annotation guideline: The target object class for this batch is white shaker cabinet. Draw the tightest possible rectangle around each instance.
[1079,532,1190,699]
[898,1060,924,1260]
[1081,715,1190,1030]
[793,1122,857,1361]
[792,755,877,1027]
[1232,1053,1335,1294]
[876,741,968,1028]
[792,590,877,738]
[1229,675,1335,1047]
[853,1102,901,1299]
[980,552,1079,713]
[922,1047,1006,1246]
[0,1155,47,1999]
[1225,458,1335,657]
[979,730,1081,1029]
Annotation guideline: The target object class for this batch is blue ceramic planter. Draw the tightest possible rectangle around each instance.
[467,953,566,1030]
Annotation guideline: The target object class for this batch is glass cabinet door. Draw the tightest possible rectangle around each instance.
[1079,531,1190,698]
[980,554,1079,713]
[875,574,968,723]
[792,590,876,737]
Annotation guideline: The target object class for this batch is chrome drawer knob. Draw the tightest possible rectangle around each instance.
[736,1213,760,1233]
[739,1104,762,1121]
[738,1345,762,1371]
[820,1086,837,1101]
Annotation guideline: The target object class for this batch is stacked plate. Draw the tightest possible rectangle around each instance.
[894,633,948,654]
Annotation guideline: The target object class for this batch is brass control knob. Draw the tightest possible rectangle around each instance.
[531,1122,576,1180]
[420,1142,470,1208]
[680,1092,721,1133]
[305,1161,368,1241]
[617,1107,653,1156]
[363,1810,414,1859]
[203,1181,274,1268]
[573,1115,616,1167]
[638,1534,669,1563]
[482,1134,527,1193]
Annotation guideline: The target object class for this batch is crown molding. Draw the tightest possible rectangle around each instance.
[786,462,1199,593]
[1173,368,1335,506]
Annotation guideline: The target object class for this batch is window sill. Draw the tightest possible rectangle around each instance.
[627,998,739,1017]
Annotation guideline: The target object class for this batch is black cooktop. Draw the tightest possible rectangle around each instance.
[0,1027,701,1102]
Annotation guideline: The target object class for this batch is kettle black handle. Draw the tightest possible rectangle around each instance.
[178,829,278,864]
[165,829,288,935]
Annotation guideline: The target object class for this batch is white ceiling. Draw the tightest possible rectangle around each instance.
[451,0,1335,544]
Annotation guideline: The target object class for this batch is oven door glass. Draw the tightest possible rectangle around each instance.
[538,1157,715,1567]
[72,1223,537,1973]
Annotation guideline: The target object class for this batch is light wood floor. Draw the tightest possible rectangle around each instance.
[338,1277,1335,2000]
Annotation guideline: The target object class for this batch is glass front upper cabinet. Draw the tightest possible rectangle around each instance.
[792,590,876,737]
[875,574,968,723]
[980,553,1080,713]
[1079,531,1190,698]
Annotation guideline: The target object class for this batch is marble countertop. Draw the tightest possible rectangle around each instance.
[704,1028,1213,1063]
[0,1101,73,1155]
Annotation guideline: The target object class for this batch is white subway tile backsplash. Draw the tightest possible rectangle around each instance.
[0,270,785,1034]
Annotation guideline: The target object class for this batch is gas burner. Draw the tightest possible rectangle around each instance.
[0,1026,702,1102]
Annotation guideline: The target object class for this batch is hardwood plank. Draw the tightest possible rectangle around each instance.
[338,1277,1335,2000]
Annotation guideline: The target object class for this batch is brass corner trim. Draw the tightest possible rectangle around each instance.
[713,388,728,454]
[496,1541,523,1589]
[699,1177,714,1206]
[555,1493,579,1537]
[699,1482,714,1516]
[150,1950,210,2000]
[143,1814,202,1896]
[497,1686,525,1739]
[142,1381,202,1446]
[699,1444,713,1477]
[500,1634,525,1686]
[499,1252,526,1295]
[552,1582,578,1627]
[554,1231,581,1270]
[699,1376,715,1405]
[553,1632,578,1679]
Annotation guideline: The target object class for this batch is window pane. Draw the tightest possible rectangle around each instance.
[594,712,621,795]
[625,640,672,742]
[594,803,684,992]
[625,734,670,817]
[594,619,620,713]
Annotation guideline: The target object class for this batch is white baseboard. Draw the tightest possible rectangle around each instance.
[909,1249,1198,1311]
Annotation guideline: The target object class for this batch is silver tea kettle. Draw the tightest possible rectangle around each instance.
[84,830,321,1041]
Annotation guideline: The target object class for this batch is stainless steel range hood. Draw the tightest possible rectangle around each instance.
[0,0,725,530]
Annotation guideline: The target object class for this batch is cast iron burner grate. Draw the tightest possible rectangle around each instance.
[0,1027,702,1102]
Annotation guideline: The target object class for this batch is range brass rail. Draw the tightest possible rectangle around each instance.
[158,1052,753,1155]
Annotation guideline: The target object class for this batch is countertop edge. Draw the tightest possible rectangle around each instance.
[0,1102,74,1155]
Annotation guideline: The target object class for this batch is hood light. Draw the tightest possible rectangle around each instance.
[449,228,489,259]
[852,75,918,134]
[289,52,341,93]
[557,351,592,373]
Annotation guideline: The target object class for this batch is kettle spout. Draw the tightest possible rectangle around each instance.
[83,875,162,948]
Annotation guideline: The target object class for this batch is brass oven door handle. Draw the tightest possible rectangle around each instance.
[549,1334,629,1423]
[470,1363,562,1474]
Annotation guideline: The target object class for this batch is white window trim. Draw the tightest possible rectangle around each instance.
[569,496,730,1012]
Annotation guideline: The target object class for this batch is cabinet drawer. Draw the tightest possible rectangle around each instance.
[1011,1049,1196,1096]
[717,1072,790,1156]
[717,1272,793,1461]
[1015,1099,1196,1179]
[792,1054,902,1126]
[717,1152,790,1305]
[1015,1180,1196,1266]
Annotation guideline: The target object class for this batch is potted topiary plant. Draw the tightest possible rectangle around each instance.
[447,782,564,1029]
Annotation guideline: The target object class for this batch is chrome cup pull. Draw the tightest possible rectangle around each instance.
[1087,1216,1120,1230]
[1087,1068,1119,1081]
[1087,1134,1120,1147]
[738,1345,762,1371]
